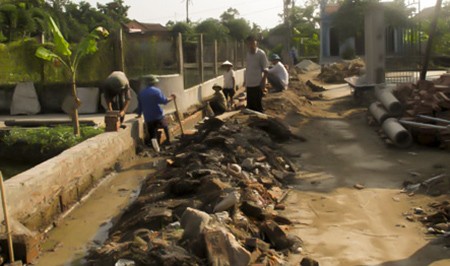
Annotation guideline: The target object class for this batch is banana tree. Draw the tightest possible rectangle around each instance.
[35,16,108,136]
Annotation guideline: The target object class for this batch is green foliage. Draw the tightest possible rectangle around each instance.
[195,18,229,42]
[2,126,103,152]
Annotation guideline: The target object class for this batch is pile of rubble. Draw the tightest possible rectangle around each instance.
[87,111,308,265]
[368,74,450,149]
[317,59,365,84]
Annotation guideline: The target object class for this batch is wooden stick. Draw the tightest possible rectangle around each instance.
[0,171,15,263]
[173,98,185,135]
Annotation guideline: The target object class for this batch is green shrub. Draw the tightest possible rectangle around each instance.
[2,126,103,152]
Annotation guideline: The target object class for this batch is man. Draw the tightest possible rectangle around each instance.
[244,35,268,112]
[136,75,175,145]
[205,84,227,116]
[102,71,132,123]
[221,60,235,108]
[265,54,289,92]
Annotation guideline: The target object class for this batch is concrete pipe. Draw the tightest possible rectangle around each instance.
[382,118,413,148]
[375,86,403,116]
[369,101,392,124]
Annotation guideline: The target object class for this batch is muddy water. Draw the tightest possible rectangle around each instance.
[283,115,450,266]
[36,157,158,266]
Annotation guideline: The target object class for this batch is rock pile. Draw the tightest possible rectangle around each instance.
[317,59,365,84]
[88,111,306,265]
[392,76,450,148]
[368,74,450,149]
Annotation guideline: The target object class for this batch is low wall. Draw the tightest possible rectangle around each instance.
[2,118,144,233]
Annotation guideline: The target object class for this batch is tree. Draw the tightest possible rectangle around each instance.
[167,21,195,43]
[97,0,130,27]
[35,16,108,136]
[195,18,229,42]
[220,8,251,41]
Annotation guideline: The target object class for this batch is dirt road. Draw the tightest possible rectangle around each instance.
[276,94,450,265]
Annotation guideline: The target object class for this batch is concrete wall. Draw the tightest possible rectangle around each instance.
[2,118,144,232]
[146,69,245,114]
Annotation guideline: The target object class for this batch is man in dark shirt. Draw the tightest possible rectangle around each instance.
[102,71,132,123]
[136,75,175,145]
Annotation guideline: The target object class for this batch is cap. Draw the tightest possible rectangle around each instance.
[142,74,159,84]
[221,60,233,66]
[270,54,281,61]
[212,83,222,90]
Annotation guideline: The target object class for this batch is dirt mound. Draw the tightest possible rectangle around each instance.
[317,58,365,83]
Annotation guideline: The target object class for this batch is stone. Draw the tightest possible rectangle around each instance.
[245,237,270,252]
[240,201,266,221]
[260,221,291,250]
[144,207,173,230]
[10,82,41,115]
[76,87,100,114]
[204,227,251,266]
[300,257,319,266]
[180,207,211,240]
[242,158,255,171]
[213,191,240,213]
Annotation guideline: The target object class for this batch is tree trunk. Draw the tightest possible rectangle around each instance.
[71,75,80,136]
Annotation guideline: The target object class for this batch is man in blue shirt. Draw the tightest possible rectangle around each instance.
[136,75,176,145]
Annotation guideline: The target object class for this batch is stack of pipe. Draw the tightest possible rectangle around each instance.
[369,85,412,148]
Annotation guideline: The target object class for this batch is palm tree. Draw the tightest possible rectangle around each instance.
[36,17,108,136]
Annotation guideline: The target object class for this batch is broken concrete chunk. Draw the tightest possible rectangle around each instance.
[204,227,251,266]
[300,257,320,266]
[10,82,41,115]
[240,201,266,221]
[213,191,240,213]
[180,207,211,240]
[260,221,291,250]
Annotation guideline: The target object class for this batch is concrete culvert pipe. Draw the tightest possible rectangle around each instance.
[382,118,413,148]
[375,87,403,116]
[369,101,391,124]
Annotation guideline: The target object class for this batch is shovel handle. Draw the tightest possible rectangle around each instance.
[173,98,185,135]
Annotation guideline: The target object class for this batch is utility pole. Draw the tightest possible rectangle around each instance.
[420,0,442,80]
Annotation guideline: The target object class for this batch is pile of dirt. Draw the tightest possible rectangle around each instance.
[317,59,365,83]
[87,112,307,265]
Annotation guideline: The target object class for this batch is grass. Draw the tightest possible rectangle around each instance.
[2,126,104,152]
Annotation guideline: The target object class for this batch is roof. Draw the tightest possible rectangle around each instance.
[124,20,168,34]
[324,4,340,15]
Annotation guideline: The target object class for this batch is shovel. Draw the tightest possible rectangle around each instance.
[0,172,23,266]
[173,97,185,135]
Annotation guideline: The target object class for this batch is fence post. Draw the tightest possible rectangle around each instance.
[199,34,204,83]
[214,40,218,77]
[241,40,245,68]
[177,33,184,77]
[233,41,238,66]
[117,27,125,72]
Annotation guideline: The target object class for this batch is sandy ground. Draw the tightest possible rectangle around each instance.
[271,71,450,265]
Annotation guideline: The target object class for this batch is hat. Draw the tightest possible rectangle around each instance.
[221,60,233,66]
[270,54,281,61]
[212,83,222,91]
[142,74,159,84]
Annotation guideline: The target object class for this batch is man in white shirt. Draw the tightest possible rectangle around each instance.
[245,35,268,112]
[221,60,235,108]
[265,54,289,92]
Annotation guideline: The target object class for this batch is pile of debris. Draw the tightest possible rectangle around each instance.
[87,111,307,265]
[368,74,450,149]
[317,59,365,84]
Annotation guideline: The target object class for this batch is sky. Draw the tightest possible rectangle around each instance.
[78,0,444,30]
